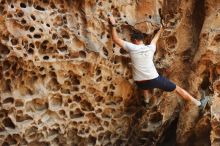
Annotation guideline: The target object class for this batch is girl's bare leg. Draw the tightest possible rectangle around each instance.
[174,85,201,106]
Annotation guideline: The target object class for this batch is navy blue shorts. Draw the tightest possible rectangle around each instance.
[135,76,176,92]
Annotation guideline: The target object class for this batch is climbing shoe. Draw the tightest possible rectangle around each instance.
[199,96,210,111]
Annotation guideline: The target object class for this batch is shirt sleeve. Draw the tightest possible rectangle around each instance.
[148,44,156,52]
[123,41,137,52]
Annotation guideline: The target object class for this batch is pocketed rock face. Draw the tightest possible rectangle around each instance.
[0,0,135,145]
[188,1,220,146]
[0,0,220,146]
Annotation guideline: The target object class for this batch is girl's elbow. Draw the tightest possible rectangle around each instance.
[112,37,119,43]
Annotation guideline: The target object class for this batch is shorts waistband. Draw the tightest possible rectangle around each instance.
[135,80,150,83]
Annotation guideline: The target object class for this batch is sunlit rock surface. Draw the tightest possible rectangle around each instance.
[0,0,219,145]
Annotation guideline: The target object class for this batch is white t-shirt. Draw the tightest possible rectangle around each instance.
[123,41,159,81]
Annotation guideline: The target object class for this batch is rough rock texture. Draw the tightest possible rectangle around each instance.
[0,0,219,146]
